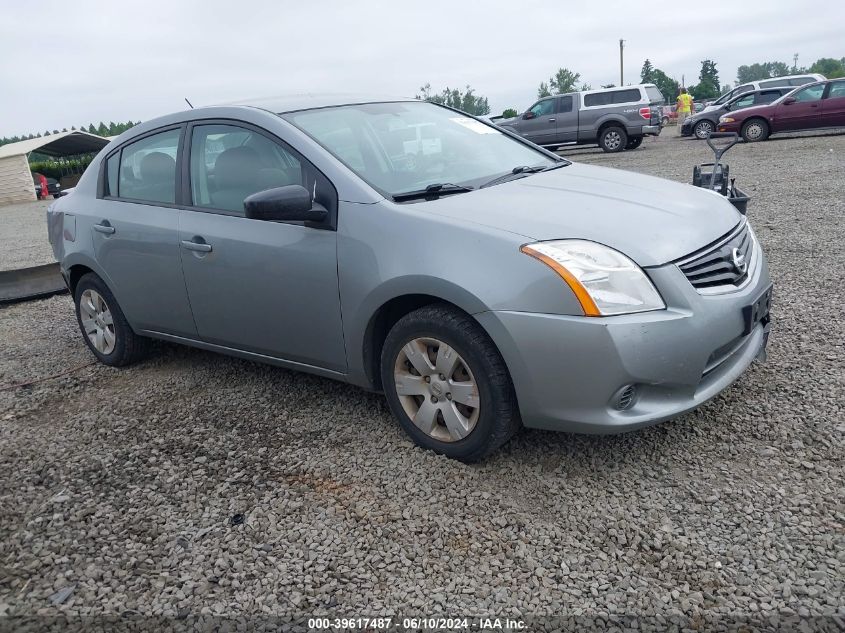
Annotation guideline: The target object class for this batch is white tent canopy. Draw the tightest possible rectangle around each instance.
[0,131,110,205]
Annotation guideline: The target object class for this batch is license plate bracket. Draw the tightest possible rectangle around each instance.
[742,284,773,336]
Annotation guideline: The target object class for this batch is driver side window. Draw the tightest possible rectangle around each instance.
[529,100,554,117]
[793,84,825,103]
[732,94,755,110]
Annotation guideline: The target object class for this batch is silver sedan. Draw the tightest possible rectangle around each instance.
[48,96,772,461]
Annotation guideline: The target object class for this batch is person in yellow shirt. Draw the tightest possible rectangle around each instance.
[676,88,695,135]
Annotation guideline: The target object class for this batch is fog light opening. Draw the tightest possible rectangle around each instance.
[612,384,638,411]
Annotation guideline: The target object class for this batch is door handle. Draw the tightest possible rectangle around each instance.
[181,239,212,253]
[548,118,556,122]
[93,222,115,235]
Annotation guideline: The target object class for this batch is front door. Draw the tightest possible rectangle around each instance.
[774,83,825,132]
[178,122,346,372]
[820,81,845,127]
[516,98,558,145]
[92,127,197,337]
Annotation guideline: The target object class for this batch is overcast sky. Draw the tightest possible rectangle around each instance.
[2,1,842,137]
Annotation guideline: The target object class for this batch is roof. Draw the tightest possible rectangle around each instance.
[0,131,111,160]
[221,93,415,113]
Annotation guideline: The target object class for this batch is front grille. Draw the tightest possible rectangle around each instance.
[677,222,754,291]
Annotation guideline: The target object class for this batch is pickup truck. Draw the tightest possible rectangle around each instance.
[497,84,664,153]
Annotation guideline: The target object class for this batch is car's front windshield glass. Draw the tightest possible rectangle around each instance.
[282,101,560,198]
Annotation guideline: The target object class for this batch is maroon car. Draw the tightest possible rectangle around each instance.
[718,79,845,141]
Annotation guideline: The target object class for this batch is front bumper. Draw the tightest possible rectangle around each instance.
[717,121,742,134]
[476,239,771,433]
[680,120,695,136]
[642,124,661,136]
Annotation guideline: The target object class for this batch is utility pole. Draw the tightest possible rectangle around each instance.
[619,39,625,86]
[793,53,799,72]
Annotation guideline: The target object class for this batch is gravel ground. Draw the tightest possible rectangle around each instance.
[1,132,843,631]
[0,199,55,271]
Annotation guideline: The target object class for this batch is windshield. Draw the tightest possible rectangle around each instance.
[282,101,559,197]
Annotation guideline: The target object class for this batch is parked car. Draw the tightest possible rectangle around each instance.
[718,79,845,141]
[682,88,794,139]
[497,84,663,152]
[48,96,772,461]
[32,172,62,199]
[710,74,826,108]
[661,105,677,126]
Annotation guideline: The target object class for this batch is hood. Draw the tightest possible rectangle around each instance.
[418,163,741,267]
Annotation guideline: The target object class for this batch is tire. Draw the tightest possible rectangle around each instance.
[625,136,643,150]
[599,126,627,153]
[380,304,521,462]
[693,119,715,139]
[74,273,147,367]
[741,118,769,142]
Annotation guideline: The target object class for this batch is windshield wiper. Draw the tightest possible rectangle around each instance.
[480,161,569,189]
[392,182,474,202]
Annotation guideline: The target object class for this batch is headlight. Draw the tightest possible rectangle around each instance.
[720,116,735,123]
[520,240,665,316]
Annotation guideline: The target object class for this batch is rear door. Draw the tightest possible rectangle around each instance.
[516,99,558,145]
[820,80,845,127]
[92,127,197,337]
[774,83,825,131]
[177,121,346,371]
[553,95,577,142]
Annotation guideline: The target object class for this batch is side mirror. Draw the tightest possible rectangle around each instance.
[523,111,536,120]
[244,185,328,222]
[782,97,796,105]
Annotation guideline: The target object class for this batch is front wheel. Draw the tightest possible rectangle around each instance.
[599,126,627,153]
[741,118,769,142]
[380,304,521,462]
[74,273,147,367]
[693,119,715,139]
[625,136,643,150]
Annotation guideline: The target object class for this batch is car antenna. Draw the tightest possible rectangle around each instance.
[185,98,194,109]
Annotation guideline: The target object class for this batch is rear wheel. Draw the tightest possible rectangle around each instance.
[74,273,147,367]
[693,119,715,139]
[625,136,643,150]
[741,118,769,142]
[599,126,627,153]
[380,304,520,462]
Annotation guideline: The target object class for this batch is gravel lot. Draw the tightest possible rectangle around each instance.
[1,132,843,631]
[0,199,55,271]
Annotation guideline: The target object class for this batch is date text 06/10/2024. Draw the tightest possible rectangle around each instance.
[307,617,527,630]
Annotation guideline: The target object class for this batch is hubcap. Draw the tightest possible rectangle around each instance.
[747,123,763,140]
[80,289,116,354]
[605,131,621,149]
[393,337,480,443]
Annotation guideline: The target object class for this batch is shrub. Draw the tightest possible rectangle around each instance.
[502,108,518,118]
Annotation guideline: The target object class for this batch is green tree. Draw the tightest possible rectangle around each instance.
[809,57,845,78]
[640,59,678,103]
[549,68,581,94]
[737,61,794,83]
[87,124,97,134]
[601,83,616,88]
[502,108,518,118]
[415,83,491,115]
[690,60,720,100]
[537,82,551,98]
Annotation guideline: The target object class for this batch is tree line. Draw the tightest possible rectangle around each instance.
[419,54,842,118]
[0,120,139,149]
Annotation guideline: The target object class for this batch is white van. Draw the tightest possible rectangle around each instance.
[711,74,826,106]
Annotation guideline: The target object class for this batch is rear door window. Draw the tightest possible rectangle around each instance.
[789,77,816,86]
[759,78,791,88]
[557,96,573,113]
[117,129,181,204]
